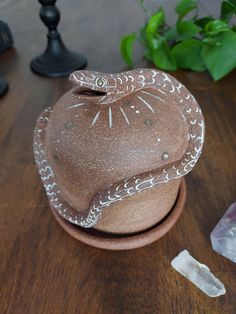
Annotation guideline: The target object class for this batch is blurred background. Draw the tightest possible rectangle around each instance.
[0,0,222,73]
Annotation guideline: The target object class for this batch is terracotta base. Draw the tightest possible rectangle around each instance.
[50,178,186,250]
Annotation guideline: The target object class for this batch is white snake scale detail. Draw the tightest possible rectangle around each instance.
[34,69,205,228]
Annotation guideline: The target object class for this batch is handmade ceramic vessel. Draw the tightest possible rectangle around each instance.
[34,69,205,249]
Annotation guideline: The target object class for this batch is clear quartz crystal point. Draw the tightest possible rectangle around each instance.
[210,202,236,263]
[171,250,226,297]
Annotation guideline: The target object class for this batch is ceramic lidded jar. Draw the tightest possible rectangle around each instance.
[34,69,205,246]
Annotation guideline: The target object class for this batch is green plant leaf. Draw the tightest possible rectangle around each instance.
[203,37,222,46]
[139,24,148,46]
[220,1,236,22]
[144,49,152,61]
[229,0,236,6]
[205,20,230,36]
[146,9,165,38]
[201,30,236,80]
[175,0,198,21]
[172,39,206,71]
[164,27,179,41]
[148,37,164,50]
[195,17,214,28]
[120,0,236,81]
[151,40,177,71]
[120,33,136,67]
[176,21,201,39]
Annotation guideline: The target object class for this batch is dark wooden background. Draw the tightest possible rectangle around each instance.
[1,1,236,313]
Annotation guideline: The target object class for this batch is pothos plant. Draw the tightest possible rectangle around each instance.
[120,0,236,80]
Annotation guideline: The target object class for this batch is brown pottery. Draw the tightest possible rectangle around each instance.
[33,69,205,249]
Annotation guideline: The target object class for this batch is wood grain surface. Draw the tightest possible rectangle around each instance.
[1,1,236,313]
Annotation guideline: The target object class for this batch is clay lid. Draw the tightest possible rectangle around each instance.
[34,69,205,228]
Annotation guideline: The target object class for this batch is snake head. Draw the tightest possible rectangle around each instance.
[69,71,116,103]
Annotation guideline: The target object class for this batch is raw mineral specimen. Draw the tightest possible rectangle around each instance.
[211,202,236,263]
[171,250,226,297]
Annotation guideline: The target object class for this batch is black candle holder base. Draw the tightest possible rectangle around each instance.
[31,34,87,78]
[0,76,8,96]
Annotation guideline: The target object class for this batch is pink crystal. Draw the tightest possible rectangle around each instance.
[210,203,236,263]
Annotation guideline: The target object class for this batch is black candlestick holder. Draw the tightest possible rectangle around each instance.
[0,75,8,96]
[31,0,87,77]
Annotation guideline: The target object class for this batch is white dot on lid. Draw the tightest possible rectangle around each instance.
[136,110,140,114]
[157,138,161,142]
[162,152,169,160]
[131,105,135,109]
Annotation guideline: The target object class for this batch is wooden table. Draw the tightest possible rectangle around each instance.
[1,1,236,313]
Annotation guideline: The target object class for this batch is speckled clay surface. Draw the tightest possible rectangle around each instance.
[33,68,205,235]
[95,179,181,234]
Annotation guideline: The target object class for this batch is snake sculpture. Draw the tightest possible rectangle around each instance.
[34,69,205,228]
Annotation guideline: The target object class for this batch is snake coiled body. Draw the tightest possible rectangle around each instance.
[34,69,205,228]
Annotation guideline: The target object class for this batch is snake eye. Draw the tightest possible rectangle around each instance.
[96,77,105,87]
